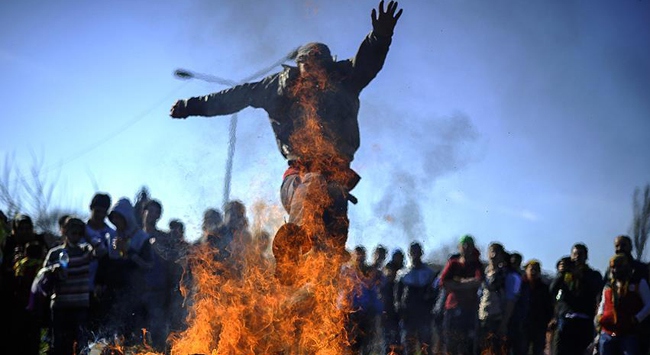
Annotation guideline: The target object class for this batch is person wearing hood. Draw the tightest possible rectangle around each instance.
[170,1,403,259]
[95,197,153,345]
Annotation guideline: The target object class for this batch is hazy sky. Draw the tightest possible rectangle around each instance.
[2,0,649,273]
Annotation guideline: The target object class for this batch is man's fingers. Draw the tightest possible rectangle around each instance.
[387,1,396,15]
[371,8,377,22]
[394,8,403,22]
[379,0,385,15]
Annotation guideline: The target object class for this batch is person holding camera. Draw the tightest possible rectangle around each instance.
[550,243,604,355]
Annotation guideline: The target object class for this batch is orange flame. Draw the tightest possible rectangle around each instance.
[132,61,359,355]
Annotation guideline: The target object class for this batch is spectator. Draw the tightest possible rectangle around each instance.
[550,243,603,355]
[139,199,173,351]
[200,207,230,265]
[440,234,483,355]
[607,235,650,354]
[477,243,521,354]
[596,254,650,355]
[518,259,554,355]
[95,197,154,345]
[396,242,437,355]
[0,214,47,355]
[342,245,383,355]
[0,210,8,265]
[168,219,192,334]
[510,252,523,275]
[371,244,387,270]
[34,217,97,355]
[381,249,405,355]
[222,200,253,276]
[84,192,114,334]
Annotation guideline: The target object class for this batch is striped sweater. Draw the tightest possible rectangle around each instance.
[43,244,93,309]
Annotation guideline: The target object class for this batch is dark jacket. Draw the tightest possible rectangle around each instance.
[183,31,393,164]
[519,277,554,332]
[550,264,603,318]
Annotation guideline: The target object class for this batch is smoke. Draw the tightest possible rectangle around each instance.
[362,109,480,245]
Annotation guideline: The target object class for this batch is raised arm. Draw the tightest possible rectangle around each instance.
[350,1,403,91]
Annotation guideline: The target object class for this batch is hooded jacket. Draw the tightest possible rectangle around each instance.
[96,198,153,291]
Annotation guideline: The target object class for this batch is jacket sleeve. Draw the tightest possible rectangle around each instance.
[350,31,393,92]
[185,74,280,117]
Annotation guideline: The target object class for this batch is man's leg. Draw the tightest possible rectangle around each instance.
[281,172,348,254]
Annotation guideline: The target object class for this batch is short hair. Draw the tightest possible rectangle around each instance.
[90,193,111,210]
[354,245,366,254]
[572,243,589,259]
[63,217,85,231]
[616,234,633,245]
[409,242,423,254]
[58,214,71,229]
[489,242,505,253]
[144,199,163,213]
[374,244,387,255]
[169,219,184,231]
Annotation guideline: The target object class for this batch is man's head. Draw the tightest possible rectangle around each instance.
[353,245,367,266]
[389,249,405,270]
[295,42,333,75]
[614,235,633,256]
[12,214,34,239]
[488,242,506,265]
[525,259,542,280]
[143,199,163,227]
[610,254,631,280]
[373,244,387,266]
[571,243,588,266]
[62,217,85,245]
[458,234,476,259]
[224,200,247,230]
[109,212,127,233]
[295,42,333,65]
[169,219,185,241]
[202,208,223,236]
[89,193,111,224]
[510,252,523,270]
[409,242,423,263]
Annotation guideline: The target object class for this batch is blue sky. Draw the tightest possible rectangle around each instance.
[1,0,649,273]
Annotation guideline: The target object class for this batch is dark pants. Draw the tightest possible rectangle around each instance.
[281,172,349,252]
[51,307,88,355]
[384,313,403,355]
[523,327,547,355]
[478,317,509,355]
[443,307,477,355]
[598,331,638,355]
[552,317,594,355]
[347,311,377,355]
[402,315,433,355]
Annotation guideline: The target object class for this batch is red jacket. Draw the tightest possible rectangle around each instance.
[599,282,644,336]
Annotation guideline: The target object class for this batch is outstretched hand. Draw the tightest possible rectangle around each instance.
[371,1,403,37]
[170,99,188,119]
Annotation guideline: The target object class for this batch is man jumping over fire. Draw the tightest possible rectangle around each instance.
[170,1,403,263]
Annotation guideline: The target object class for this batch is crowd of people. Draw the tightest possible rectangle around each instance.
[1,191,649,355]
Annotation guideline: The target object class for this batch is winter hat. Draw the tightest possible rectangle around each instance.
[295,42,333,63]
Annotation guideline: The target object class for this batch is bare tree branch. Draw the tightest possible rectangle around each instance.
[633,184,650,261]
